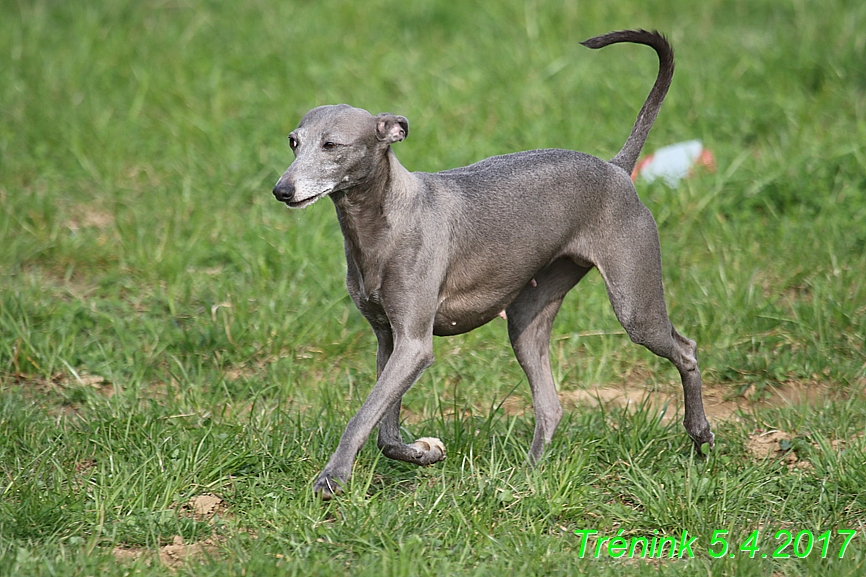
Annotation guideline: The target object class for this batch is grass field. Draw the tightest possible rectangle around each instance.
[2,0,865,574]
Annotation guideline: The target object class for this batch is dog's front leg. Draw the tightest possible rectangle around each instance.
[370,327,446,465]
[313,333,438,500]
[371,327,404,452]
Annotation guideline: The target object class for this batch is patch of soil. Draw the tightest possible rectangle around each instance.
[112,535,223,569]
[4,371,116,419]
[744,430,805,469]
[8,371,114,396]
[74,458,97,475]
[401,380,844,428]
[555,380,833,423]
[112,494,228,568]
[158,535,222,568]
[182,494,228,522]
[65,207,115,233]
[744,429,864,470]
[70,374,116,397]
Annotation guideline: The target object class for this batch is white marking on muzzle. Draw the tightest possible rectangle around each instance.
[287,178,337,208]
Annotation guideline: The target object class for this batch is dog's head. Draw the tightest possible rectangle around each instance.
[273,104,408,208]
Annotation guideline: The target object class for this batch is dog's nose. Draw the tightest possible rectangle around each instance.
[273,179,295,203]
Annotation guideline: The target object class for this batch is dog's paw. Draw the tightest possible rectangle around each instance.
[701,431,716,454]
[313,472,345,501]
[410,437,447,465]
[688,427,715,457]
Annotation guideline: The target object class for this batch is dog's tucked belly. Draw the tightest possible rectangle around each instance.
[430,249,580,336]
[432,304,508,336]
[432,283,524,336]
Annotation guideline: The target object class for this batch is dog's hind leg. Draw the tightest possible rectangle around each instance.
[592,207,714,451]
[506,259,592,464]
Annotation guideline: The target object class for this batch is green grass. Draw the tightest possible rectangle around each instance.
[2,0,866,575]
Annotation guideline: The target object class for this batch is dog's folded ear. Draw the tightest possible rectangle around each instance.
[375,113,409,143]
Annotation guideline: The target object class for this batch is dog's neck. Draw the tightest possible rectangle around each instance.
[331,147,413,300]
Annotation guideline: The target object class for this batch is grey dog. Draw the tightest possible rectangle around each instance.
[273,29,714,499]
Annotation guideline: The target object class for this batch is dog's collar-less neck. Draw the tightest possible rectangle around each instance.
[331,149,407,303]
[332,147,413,238]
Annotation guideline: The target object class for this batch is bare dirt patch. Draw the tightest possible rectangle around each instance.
[745,430,793,460]
[555,380,834,423]
[7,370,114,396]
[4,370,116,418]
[744,430,806,469]
[555,381,860,471]
[112,535,223,569]
[401,379,842,427]
[65,208,115,233]
[111,494,228,569]
[67,373,116,397]
[182,494,228,522]
[158,535,222,568]
[743,429,864,470]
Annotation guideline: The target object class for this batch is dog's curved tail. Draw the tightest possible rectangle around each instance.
[581,29,674,175]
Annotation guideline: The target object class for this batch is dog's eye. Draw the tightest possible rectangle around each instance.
[323,141,337,151]
[288,136,298,149]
